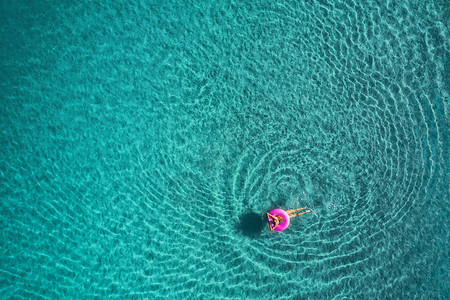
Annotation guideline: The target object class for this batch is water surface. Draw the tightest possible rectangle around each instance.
[1,0,448,298]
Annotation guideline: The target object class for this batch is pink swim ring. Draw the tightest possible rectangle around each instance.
[267,208,290,231]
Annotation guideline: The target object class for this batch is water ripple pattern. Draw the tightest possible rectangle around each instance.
[1,0,448,298]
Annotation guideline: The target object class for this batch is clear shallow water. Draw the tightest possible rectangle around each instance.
[1,0,448,298]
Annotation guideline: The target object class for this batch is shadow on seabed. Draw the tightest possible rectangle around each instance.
[237,211,265,237]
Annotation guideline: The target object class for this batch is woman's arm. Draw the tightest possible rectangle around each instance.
[267,212,276,219]
[267,213,279,231]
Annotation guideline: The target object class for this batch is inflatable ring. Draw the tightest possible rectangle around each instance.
[267,209,290,231]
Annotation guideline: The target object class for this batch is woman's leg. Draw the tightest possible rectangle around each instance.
[286,207,307,214]
[290,210,311,218]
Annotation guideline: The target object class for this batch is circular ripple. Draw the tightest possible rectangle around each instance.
[1,0,448,299]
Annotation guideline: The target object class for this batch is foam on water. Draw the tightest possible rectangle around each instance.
[1,0,448,298]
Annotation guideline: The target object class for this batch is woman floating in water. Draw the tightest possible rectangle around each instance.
[267,207,310,231]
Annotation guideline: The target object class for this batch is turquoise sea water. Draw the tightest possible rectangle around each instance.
[1,0,448,298]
